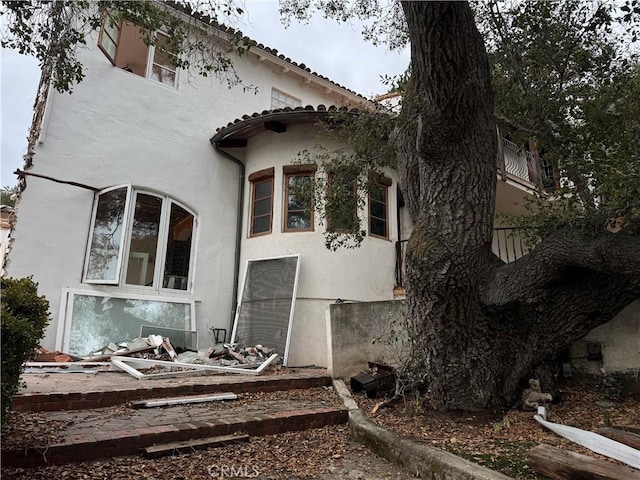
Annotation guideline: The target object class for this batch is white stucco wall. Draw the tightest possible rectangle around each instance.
[7,26,366,356]
[570,299,640,376]
[234,125,400,366]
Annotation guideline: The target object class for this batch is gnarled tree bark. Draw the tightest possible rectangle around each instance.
[398,1,640,410]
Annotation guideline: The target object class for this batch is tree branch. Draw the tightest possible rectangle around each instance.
[484,229,640,307]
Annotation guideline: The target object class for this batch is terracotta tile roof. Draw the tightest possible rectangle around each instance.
[166,2,370,101]
[210,104,365,145]
[248,43,367,100]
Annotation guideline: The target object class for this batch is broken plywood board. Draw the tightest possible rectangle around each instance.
[131,392,237,408]
[143,433,249,459]
[111,353,279,379]
[528,444,640,480]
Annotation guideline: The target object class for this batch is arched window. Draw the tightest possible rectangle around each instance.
[83,185,196,291]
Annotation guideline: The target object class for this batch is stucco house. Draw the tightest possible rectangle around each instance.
[5,7,637,378]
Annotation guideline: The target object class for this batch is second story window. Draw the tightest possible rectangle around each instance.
[271,88,301,109]
[249,168,274,236]
[98,14,179,88]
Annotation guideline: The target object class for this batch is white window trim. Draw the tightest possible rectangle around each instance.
[83,184,132,285]
[56,288,196,353]
[83,186,196,293]
[98,19,180,89]
[146,31,180,88]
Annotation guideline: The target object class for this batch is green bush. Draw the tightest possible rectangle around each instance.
[1,277,50,428]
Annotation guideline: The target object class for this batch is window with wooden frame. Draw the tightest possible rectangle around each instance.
[98,13,179,87]
[283,165,316,232]
[369,176,391,239]
[326,169,358,232]
[249,168,274,236]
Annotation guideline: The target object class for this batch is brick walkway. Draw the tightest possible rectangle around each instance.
[3,369,347,468]
[14,368,331,411]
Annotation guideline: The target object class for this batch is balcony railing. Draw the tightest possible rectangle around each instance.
[395,227,531,288]
[496,129,555,190]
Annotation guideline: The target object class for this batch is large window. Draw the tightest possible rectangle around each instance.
[62,289,194,355]
[369,181,389,239]
[84,185,195,291]
[98,14,179,87]
[249,168,274,236]
[284,165,315,232]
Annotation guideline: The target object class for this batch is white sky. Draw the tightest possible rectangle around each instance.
[0,1,409,187]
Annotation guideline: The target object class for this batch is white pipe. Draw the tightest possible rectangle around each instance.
[534,412,640,470]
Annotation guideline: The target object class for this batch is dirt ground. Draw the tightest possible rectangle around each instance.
[1,387,415,480]
[2,376,639,479]
[354,382,640,479]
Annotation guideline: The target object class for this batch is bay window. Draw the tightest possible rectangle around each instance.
[327,170,358,232]
[249,168,274,236]
[284,165,316,232]
[84,185,195,291]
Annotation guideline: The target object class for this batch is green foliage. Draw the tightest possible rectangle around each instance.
[1,277,50,428]
[292,107,398,250]
[278,0,408,50]
[371,308,428,400]
[0,0,254,93]
[1,186,18,207]
[476,0,640,238]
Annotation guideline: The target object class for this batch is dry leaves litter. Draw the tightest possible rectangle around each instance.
[356,384,640,479]
[2,376,638,480]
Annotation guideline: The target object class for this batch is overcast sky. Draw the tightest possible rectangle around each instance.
[0,1,409,187]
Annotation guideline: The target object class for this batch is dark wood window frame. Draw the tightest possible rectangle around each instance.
[249,168,275,237]
[284,171,315,232]
[326,171,359,233]
[369,181,390,240]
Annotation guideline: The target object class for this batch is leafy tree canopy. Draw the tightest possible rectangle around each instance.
[0,0,254,93]
[292,0,640,248]
[475,0,640,240]
[1,186,18,207]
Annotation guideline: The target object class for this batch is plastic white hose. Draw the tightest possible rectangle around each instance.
[534,409,640,470]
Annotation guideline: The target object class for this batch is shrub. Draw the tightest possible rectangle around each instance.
[1,277,50,428]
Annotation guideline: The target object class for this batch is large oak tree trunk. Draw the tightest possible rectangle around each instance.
[397,1,640,411]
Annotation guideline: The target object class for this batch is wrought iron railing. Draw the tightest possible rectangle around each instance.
[395,227,531,288]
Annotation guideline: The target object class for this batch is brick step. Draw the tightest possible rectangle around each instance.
[2,405,347,467]
[12,373,332,412]
[143,433,249,459]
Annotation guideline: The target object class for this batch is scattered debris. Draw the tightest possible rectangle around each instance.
[131,393,238,409]
[111,353,279,379]
[533,408,640,469]
[350,362,396,399]
[26,340,281,379]
[528,444,640,480]
[143,433,249,459]
[596,427,640,450]
[32,347,83,363]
